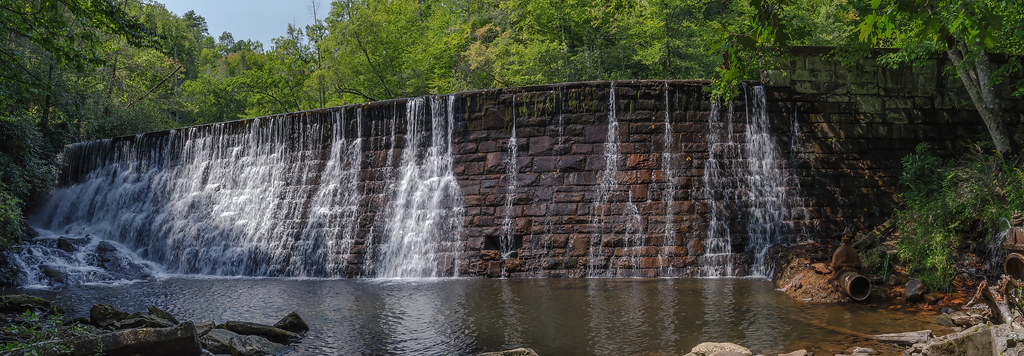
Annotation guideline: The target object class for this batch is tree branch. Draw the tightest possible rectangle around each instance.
[126,64,182,109]
[354,34,395,98]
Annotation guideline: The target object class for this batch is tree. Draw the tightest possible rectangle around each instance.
[717,0,1022,155]
[859,0,1023,155]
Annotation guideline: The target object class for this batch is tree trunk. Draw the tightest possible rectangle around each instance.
[946,43,1018,155]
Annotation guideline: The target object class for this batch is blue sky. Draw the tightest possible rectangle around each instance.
[159,0,323,48]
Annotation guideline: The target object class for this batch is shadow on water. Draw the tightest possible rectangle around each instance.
[4,278,942,355]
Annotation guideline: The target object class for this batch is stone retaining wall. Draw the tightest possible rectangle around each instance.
[57,49,1023,278]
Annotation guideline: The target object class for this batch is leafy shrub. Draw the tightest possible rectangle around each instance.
[0,112,58,246]
[896,143,1024,290]
[0,309,76,355]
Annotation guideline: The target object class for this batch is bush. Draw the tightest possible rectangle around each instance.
[0,112,58,246]
[896,143,1024,290]
[0,309,77,355]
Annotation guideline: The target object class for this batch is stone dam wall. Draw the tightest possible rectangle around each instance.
[46,50,1022,279]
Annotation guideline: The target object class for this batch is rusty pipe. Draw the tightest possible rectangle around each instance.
[1005,253,1024,280]
[840,271,871,301]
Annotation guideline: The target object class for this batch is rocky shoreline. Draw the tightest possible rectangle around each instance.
[1,294,308,356]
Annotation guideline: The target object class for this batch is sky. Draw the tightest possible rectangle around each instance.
[159,0,323,48]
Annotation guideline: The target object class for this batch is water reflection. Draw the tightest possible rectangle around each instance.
[5,278,942,356]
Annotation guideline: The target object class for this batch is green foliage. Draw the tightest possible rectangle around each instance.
[896,143,1024,290]
[0,112,57,246]
[0,309,77,355]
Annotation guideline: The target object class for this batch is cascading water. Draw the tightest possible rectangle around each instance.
[700,103,738,277]
[376,96,465,278]
[500,98,519,263]
[743,86,796,276]
[660,83,678,274]
[26,112,363,281]
[13,81,809,284]
[588,83,645,277]
[699,85,800,277]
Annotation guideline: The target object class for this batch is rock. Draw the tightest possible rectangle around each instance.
[273,311,309,334]
[57,237,76,252]
[886,274,902,286]
[201,328,238,354]
[924,293,945,304]
[90,304,133,328]
[936,313,956,327]
[218,321,301,344]
[0,294,52,314]
[686,342,753,356]
[113,314,174,329]
[201,329,291,356]
[937,309,987,328]
[93,241,153,281]
[811,263,831,274]
[62,321,202,356]
[148,305,179,324]
[851,347,876,355]
[777,350,809,356]
[195,319,216,337]
[872,329,933,346]
[41,265,67,284]
[905,279,928,302]
[708,352,747,356]
[479,348,541,356]
[229,334,293,356]
[919,324,994,356]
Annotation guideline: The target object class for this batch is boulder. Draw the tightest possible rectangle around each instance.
[195,319,216,337]
[273,311,309,334]
[112,314,174,329]
[64,321,202,356]
[479,348,541,356]
[201,328,239,354]
[229,335,293,356]
[919,324,994,356]
[147,305,179,324]
[218,321,301,344]
[685,342,753,356]
[0,294,52,314]
[201,328,291,356]
[937,309,987,328]
[93,241,152,280]
[905,279,928,302]
[886,274,902,286]
[872,330,933,346]
[57,237,75,253]
[90,304,133,328]
[924,292,945,304]
[777,350,808,356]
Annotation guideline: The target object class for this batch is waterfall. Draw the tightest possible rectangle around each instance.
[376,96,465,278]
[700,103,737,277]
[30,113,362,278]
[293,110,364,276]
[500,97,519,263]
[743,86,795,277]
[588,83,645,277]
[660,83,677,274]
[699,85,799,277]
[17,81,808,283]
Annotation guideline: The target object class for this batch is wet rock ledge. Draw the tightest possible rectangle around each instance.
[1,294,308,355]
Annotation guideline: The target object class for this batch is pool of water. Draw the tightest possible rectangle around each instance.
[5,278,943,355]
